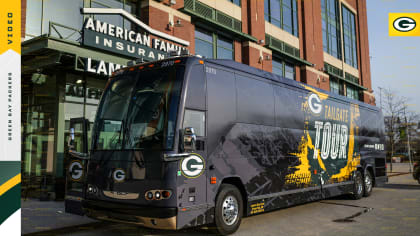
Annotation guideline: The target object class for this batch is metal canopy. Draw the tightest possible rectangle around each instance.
[22,36,131,69]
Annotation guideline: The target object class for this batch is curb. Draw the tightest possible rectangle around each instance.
[387,172,410,177]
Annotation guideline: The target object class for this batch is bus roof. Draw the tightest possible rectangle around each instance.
[203,58,380,112]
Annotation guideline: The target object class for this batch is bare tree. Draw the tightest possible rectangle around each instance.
[381,88,407,172]
[401,108,419,172]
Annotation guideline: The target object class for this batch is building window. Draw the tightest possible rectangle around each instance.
[264,0,299,37]
[346,85,359,100]
[342,6,358,68]
[195,28,234,59]
[273,58,295,80]
[322,0,342,59]
[228,0,241,6]
[329,77,344,95]
[217,36,234,59]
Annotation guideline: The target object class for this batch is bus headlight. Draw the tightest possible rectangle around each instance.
[146,191,154,200]
[87,185,98,195]
[155,191,161,200]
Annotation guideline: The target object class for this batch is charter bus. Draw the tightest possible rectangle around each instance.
[66,56,387,235]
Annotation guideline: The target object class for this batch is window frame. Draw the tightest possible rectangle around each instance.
[272,56,296,80]
[264,0,299,37]
[322,0,342,59]
[194,27,234,60]
[342,5,358,69]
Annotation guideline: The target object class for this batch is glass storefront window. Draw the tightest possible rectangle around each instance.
[22,73,57,192]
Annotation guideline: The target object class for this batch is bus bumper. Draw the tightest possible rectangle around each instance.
[82,200,177,230]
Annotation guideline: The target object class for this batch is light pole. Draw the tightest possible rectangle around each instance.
[378,86,383,111]
[403,105,413,173]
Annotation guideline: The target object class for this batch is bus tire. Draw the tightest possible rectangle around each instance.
[363,171,373,197]
[351,170,364,200]
[214,184,243,235]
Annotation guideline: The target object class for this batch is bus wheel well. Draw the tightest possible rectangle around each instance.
[221,177,248,215]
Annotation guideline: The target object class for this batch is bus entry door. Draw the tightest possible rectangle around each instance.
[65,117,89,215]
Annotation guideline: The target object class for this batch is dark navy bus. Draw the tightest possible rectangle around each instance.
[66,56,387,235]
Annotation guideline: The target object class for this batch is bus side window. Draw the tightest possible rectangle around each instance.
[183,109,206,137]
[185,65,206,110]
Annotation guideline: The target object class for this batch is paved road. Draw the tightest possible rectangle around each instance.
[24,173,420,236]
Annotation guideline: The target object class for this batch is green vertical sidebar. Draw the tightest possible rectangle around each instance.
[0,161,21,225]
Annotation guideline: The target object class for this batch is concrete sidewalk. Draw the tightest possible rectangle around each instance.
[387,162,413,174]
[22,198,98,235]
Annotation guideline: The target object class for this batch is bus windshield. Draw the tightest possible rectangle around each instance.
[93,66,184,150]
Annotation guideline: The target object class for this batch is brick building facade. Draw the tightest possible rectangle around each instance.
[22,0,374,104]
[133,0,374,104]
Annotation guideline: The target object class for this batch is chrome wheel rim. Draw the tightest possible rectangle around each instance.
[365,174,372,193]
[222,195,239,226]
[356,175,363,195]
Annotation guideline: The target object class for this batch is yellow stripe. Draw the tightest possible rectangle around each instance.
[0,174,21,197]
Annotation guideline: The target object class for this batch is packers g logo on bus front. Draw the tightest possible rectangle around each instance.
[113,169,126,182]
[308,93,322,115]
[180,154,205,178]
[69,160,83,181]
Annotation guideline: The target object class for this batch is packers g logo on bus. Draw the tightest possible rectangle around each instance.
[69,160,83,181]
[308,93,322,115]
[180,154,205,178]
[113,169,126,182]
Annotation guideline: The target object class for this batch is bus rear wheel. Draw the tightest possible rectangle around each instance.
[363,171,373,197]
[351,170,364,200]
[214,184,243,235]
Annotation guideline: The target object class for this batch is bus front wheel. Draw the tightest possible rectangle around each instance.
[214,184,243,235]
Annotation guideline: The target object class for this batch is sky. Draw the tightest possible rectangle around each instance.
[367,0,420,114]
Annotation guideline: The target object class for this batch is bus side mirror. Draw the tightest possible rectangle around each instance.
[182,127,196,152]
